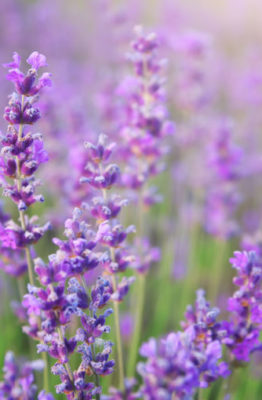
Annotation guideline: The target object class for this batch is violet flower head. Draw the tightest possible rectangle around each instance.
[0,52,51,266]
[115,26,173,277]
[138,332,199,399]
[132,237,161,274]
[3,51,51,96]
[222,251,262,362]
[172,30,212,112]
[138,291,229,399]
[81,133,136,301]
[204,119,243,239]
[22,217,115,399]
[0,202,26,277]
[42,206,100,283]
[0,351,54,400]
[0,51,51,286]
[119,25,174,196]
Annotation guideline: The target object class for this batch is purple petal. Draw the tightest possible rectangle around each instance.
[27,51,47,70]
[3,52,21,68]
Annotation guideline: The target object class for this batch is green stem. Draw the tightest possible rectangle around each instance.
[210,239,228,303]
[112,271,125,392]
[219,369,235,400]
[127,187,146,377]
[197,388,205,400]
[17,276,25,300]
[42,351,49,392]
[127,273,145,377]
[94,374,100,400]
[25,246,35,286]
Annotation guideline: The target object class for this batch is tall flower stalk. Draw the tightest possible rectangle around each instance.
[22,206,115,399]
[0,51,52,391]
[117,26,174,377]
[80,134,135,391]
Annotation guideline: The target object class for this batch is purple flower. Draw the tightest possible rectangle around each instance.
[84,134,116,164]
[204,120,243,239]
[138,291,229,399]
[0,351,54,400]
[222,251,262,362]
[3,51,52,96]
[0,52,51,285]
[27,51,47,70]
[111,277,135,302]
[132,238,161,274]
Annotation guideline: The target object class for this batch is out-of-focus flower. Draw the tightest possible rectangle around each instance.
[222,251,262,362]
[0,351,54,400]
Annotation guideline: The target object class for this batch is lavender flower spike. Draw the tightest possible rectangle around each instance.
[1,51,51,285]
[222,250,262,362]
[0,351,54,400]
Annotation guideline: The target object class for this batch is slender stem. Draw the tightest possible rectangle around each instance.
[196,388,205,400]
[220,369,235,400]
[127,188,146,377]
[42,351,49,392]
[17,276,25,300]
[210,239,228,303]
[112,273,125,392]
[25,246,35,286]
[127,273,145,377]
[94,374,100,400]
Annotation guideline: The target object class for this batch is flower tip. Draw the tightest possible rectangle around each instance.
[27,51,47,70]
[3,52,21,69]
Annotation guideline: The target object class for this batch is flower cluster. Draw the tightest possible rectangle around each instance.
[42,207,99,283]
[119,26,173,198]
[222,250,262,362]
[172,30,212,113]
[3,14,262,400]
[0,351,54,400]
[0,52,51,269]
[23,266,114,398]
[81,134,135,300]
[204,120,243,239]
[0,201,26,277]
[19,200,117,397]
[138,290,229,399]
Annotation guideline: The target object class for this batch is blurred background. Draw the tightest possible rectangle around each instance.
[1,0,262,398]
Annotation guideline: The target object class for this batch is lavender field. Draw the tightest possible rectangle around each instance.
[1,1,262,399]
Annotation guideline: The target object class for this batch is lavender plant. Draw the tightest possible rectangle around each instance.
[0,351,54,400]
[80,133,136,392]
[0,51,51,285]
[117,25,174,377]
[138,290,229,399]
[1,3,262,400]
[0,50,52,390]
